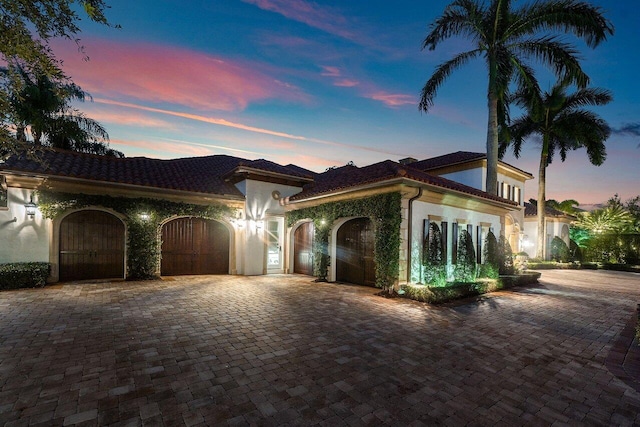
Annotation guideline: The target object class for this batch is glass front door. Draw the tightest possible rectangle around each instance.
[266,218,283,273]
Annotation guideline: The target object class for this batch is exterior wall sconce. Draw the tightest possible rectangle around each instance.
[139,212,150,221]
[24,195,37,218]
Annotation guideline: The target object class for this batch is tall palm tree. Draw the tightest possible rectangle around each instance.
[420,0,613,196]
[5,65,123,157]
[501,80,611,258]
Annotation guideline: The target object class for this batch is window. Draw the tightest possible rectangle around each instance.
[452,223,458,264]
[441,221,448,264]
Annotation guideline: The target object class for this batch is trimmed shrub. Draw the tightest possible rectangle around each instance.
[550,237,570,262]
[0,263,50,290]
[498,235,515,275]
[423,222,447,286]
[455,230,476,282]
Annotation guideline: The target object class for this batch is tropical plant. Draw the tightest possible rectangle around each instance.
[420,0,613,196]
[1,0,116,160]
[575,205,634,234]
[501,80,611,258]
[547,198,580,215]
[4,66,122,157]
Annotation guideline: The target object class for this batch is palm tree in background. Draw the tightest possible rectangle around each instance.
[5,65,123,157]
[500,80,611,258]
[547,198,580,215]
[419,0,613,196]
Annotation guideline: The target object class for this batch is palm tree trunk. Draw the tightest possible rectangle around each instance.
[537,140,548,260]
[486,89,499,196]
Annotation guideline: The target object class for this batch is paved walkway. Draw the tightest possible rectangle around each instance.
[0,270,639,426]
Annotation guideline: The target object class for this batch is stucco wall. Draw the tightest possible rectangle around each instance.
[523,218,572,259]
[235,179,303,275]
[407,199,503,284]
[0,188,49,263]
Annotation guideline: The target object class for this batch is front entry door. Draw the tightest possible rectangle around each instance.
[266,217,284,273]
[294,222,314,276]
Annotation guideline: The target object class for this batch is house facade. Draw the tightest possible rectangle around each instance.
[0,148,558,286]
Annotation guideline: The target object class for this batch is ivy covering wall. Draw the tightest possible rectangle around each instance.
[286,192,402,290]
[38,191,234,279]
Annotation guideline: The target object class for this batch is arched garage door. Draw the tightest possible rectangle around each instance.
[293,222,314,276]
[59,210,125,281]
[161,217,229,275]
[336,218,375,286]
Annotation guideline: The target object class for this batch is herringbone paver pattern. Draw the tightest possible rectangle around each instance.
[0,270,639,426]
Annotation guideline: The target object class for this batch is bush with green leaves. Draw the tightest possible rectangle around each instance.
[550,236,570,262]
[0,262,50,290]
[454,229,476,282]
[423,222,447,286]
[483,231,514,275]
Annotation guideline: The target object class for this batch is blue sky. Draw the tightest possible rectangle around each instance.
[56,0,639,204]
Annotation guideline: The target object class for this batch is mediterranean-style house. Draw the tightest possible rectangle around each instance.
[1,148,558,286]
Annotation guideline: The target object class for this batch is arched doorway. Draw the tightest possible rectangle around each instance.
[161,217,229,275]
[293,222,314,276]
[336,218,375,286]
[59,210,125,281]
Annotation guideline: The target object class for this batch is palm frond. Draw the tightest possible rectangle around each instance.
[512,0,614,48]
[419,49,480,112]
[422,0,486,50]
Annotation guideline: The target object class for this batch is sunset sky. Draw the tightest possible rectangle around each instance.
[56,0,639,204]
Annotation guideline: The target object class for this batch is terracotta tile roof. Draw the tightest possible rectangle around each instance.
[1,149,250,197]
[411,151,534,179]
[232,159,314,180]
[410,151,486,171]
[524,202,574,218]
[288,160,517,205]
[284,163,318,178]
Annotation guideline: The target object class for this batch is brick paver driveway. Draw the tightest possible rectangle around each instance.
[1,270,639,426]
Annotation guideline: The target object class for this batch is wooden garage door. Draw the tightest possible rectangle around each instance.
[294,222,314,276]
[336,218,375,286]
[161,217,229,275]
[59,210,125,281]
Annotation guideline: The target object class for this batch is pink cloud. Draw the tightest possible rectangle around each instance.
[85,109,176,130]
[56,38,307,112]
[334,79,359,88]
[321,66,341,77]
[367,93,416,108]
[110,138,213,158]
[242,0,355,41]
[95,99,405,156]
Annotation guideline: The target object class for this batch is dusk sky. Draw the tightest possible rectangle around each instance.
[56,0,639,205]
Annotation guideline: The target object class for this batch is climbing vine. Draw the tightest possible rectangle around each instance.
[286,192,402,290]
[37,191,234,279]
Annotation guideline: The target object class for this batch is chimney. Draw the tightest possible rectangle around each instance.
[399,157,418,165]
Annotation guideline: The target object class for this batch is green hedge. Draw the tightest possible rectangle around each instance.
[401,272,540,304]
[0,263,50,290]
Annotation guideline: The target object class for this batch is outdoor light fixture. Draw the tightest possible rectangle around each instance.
[24,195,37,218]
[139,212,150,221]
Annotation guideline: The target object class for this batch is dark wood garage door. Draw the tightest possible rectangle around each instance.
[336,218,375,286]
[294,222,314,276]
[59,210,125,281]
[161,217,229,276]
